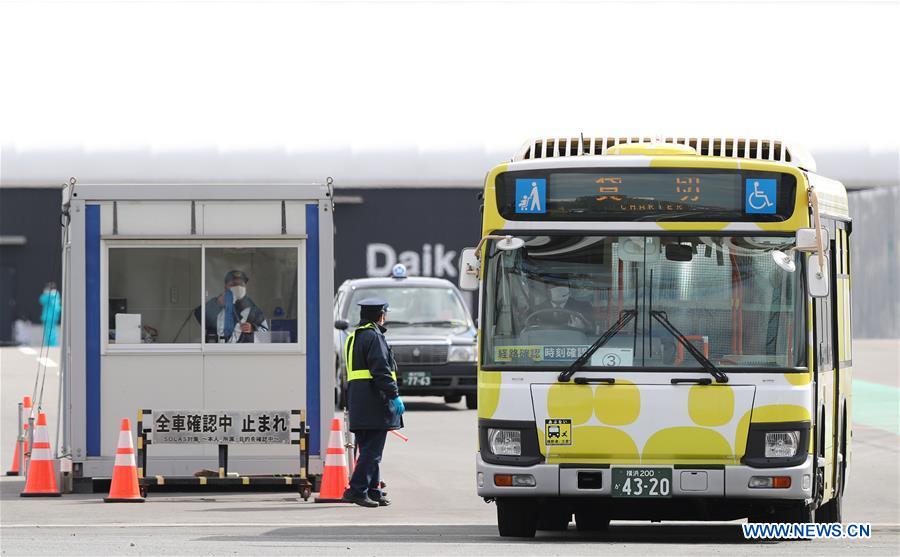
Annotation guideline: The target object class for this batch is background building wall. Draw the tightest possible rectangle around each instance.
[332,187,483,312]
[847,186,900,338]
[0,188,62,343]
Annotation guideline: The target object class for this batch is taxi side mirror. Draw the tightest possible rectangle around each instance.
[334,319,349,330]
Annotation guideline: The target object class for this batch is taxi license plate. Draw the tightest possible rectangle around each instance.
[404,371,431,387]
[611,468,672,498]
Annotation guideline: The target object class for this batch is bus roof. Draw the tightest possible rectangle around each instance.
[513,137,817,172]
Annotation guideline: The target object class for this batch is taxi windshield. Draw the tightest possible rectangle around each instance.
[346,286,470,328]
[482,234,806,370]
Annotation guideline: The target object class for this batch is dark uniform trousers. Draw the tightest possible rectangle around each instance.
[349,429,388,497]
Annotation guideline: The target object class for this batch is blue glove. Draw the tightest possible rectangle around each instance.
[390,397,405,416]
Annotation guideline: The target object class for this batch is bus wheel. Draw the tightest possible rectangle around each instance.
[496,498,537,538]
[575,510,610,532]
[772,502,814,523]
[816,495,842,523]
[536,504,571,531]
[465,393,478,410]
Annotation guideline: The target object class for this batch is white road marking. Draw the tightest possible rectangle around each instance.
[1,522,897,529]
[37,357,58,368]
[18,347,37,356]
[0,522,491,529]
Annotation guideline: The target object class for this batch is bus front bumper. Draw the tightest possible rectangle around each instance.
[476,454,813,500]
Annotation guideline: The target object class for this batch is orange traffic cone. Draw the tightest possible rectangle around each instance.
[20,412,59,497]
[314,417,350,503]
[6,396,31,476]
[104,418,144,502]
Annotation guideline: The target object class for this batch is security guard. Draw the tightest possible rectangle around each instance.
[341,298,405,507]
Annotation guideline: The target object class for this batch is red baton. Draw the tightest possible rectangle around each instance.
[390,430,409,442]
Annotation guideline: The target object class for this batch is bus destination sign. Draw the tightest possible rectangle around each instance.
[497,169,796,222]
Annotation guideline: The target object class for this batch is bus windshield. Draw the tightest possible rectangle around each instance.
[482,235,806,370]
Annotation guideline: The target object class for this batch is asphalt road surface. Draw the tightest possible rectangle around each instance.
[1,341,898,555]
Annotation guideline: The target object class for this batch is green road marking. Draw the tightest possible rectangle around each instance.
[853,379,900,435]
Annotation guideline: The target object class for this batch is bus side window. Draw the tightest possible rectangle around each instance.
[816,296,831,370]
[815,223,837,371]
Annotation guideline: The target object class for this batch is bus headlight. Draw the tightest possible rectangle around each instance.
[487,428,522,456]
[449,345,476,362]
[764,431,800,458]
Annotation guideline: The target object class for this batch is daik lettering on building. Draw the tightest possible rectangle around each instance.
[367,243,457,278]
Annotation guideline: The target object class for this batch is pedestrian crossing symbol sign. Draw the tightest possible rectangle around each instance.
[545,419,572,446]
[516,178,547,214]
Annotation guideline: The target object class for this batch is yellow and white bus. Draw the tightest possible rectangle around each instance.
[458,137,852,537]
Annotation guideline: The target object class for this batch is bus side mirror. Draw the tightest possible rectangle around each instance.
[458,247,480,291]
[807,255,829,298]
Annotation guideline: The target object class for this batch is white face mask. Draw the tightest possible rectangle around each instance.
[229,285,247,301]
[549,286,570,306]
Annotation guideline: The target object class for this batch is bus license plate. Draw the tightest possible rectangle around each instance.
[404,371,431,387]
[611,468,672,498]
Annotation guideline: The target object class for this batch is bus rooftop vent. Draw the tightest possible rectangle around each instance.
[514,136,816,171]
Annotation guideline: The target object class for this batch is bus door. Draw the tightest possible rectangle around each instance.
[831,222,852,495]
[813,220,838,498]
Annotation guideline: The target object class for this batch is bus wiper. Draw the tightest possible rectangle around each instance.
[649,310,729,383]
[558,310,636,382]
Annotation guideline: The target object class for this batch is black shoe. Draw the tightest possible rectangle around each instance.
[368,492,391,506]
[341,489,379,508]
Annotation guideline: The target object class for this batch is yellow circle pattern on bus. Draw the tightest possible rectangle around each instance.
[734,409,753,461]
[688,385,734,426]
[477,371,502,419]
[642,426,733,464]
[593,380,641,425]
[546,426,640,463]
[548,383,593,425]
[785,371,812,386]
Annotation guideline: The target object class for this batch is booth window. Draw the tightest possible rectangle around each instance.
[202,247,299,344]
[108,248,202,344]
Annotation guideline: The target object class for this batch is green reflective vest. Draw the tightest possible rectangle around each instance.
[344,323,398,382]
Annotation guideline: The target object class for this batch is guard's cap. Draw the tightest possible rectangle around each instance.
[357,297,389,313]
[224,270,249,284]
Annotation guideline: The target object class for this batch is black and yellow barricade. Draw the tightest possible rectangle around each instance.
[136,409,313,500]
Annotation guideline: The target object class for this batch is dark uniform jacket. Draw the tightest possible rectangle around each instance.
[346,321,403,431]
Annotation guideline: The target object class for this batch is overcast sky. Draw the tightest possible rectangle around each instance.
[1,0,898,154]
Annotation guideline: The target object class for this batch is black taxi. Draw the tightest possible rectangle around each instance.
[333,271,477,409]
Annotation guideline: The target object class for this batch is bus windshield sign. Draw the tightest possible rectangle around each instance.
[497,168,796,221]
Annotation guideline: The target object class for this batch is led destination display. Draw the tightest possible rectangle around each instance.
[497,169,796,221]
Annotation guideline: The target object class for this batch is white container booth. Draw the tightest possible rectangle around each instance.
[59,181,334,482]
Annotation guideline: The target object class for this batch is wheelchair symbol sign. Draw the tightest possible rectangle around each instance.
[745,179,777,214]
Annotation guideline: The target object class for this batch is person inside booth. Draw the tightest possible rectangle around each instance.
[195,270,269,343]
